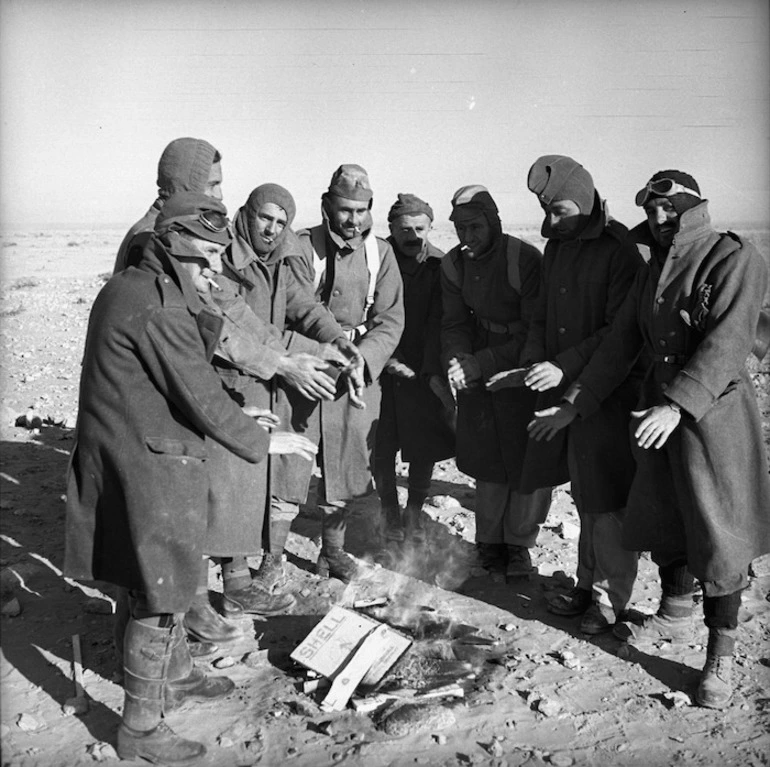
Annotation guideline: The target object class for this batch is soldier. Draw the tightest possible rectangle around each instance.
[374,193,454,552]
[289,164,405,582]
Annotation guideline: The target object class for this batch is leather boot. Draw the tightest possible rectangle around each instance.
[251,517,293,593]
[316,507,366,583]
[183,601,244,643]
[381,501,405,544]
[117,617,206,764]
[613,593,695,644]
[403,501,426,546]
[695,627,736,709]
[471,543,506,582]
[506,545,535,579]
[165,621,235,711]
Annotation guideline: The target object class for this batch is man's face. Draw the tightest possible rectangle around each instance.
[327,195,370,241]
[254,202,288,254]
[177,237,226,294]
[453,211,493,257]
[644,198,680,249]
[542,199,582,236]
[389,213,432,258]
[205,162,223,200]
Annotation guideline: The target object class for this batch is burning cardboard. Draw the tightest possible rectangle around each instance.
[290,606,412,711]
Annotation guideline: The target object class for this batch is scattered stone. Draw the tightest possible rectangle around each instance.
[549,754,574,767]
[379,703,456,737]
[299,589,311,598]
[662,691,691,708]
[749,554,770,578]
[86,741,118,761]
[556,651,581,670]
[427,495,461,511]
[434,734,447,745]
[556,521,580,540]
[17,713,43,731]
[63,696,89,715]
[2,597,22,617]
[217,736,235,748]
[242,650,269,668]
[83,598,113,615]
[534,697,562,717]
[213,656,236,669]
[484,739,504,757]
[500,622,516,632]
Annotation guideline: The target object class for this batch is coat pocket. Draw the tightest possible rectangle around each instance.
[145,436,207,461]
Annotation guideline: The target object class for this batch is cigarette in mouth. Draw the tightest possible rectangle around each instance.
[204,276,222,291]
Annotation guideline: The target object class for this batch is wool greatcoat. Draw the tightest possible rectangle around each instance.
[204,225,347,553]
[565,201,770,590]
[376,240,455,464]
[288,221,405,504]
[441,234,542,485]
[519,197,646,511]
[64,238,270,614]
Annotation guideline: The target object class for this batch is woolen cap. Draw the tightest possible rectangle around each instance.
[154,192,231,245]
[527,155,595,215]
[388,193,434,222]
[638,169,702,216]
[327,164,373,202]
[246,183,297,226]
[156,138,221,198]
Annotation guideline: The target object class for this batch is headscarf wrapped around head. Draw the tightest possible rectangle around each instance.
[449,184,503,240]
[234,183,297,257]
[156,138,221,200]
[527,155,595,215]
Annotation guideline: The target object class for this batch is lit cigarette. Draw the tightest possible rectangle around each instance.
[204,276,222,291]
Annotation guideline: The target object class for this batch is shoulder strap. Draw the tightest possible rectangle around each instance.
[308,225,327,292]
[363,235,380,314]
[505,236,521,294]
[441,246,463,288]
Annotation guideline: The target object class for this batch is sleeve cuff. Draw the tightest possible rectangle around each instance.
[664,371,714,421]
[475,348,497,381]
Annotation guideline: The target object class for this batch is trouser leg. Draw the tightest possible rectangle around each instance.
[404,460,434,543]
[503,486,552,548]
[587,510,638,614]
[183,557,243,642]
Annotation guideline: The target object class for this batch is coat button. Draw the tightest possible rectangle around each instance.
[659,339,667,347]
[332,289,341,297]
[558,327,566,334]
[657,297,665,304]
[559,287,567,294]
[661,383,668,390]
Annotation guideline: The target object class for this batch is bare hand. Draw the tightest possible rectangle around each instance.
[632,404,681,449]
[527,404,577,441]
[268,431,319,461]
[447,353,481,390]
[385,357,417,379]
[345,357,367,409]
[317,342,349,367]
[486,367,527,391]
[277,353,337,400]
[332,336,364,368]
[524,361,565,392]
[242,406,281,431]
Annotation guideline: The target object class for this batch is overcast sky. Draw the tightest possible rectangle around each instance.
[1,0,768,230]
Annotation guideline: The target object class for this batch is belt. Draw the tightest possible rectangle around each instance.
[343,324,368,342]
[653,354,687,364]
[476,316,525,335]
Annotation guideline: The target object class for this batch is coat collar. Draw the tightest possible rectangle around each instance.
[540,192,610,242]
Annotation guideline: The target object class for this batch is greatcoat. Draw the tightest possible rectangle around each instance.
[376,240,455,464]
[289,221,405,504]
[64,239,270,613]
[441,234,542,485]
[519,198,646,512]
[565,201,770,588]
[205,226,347,553]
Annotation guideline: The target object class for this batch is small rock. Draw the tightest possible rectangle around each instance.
[434,734,447,745]
[379,703,456,738]
[427,495,461,511]
[534,697,562,717]
[216,736,235,748]
[17,713,43,731]
[63,697,89,715]
[2,597,22,617]
[242,650,269,668]
[299,589,311,598]
[662,691,691,709]
[485,740,504,757]
[749,554,770,577]
[549,755,574,767]
[557,521,580,540]
[86,741,118,761]
[83,598,113,615]
[500,622,516,632]
[213,656,236,669]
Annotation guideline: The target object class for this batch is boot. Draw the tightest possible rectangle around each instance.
[381,502,405,544]
[222,583,294,616]
[404,501,426,546]
[251,517,293,593]
[506,545,535,579]
[613,594,695,644]
[183,601,243,643]
[695,628,736,709]
[165,621,235,711]
[117,617,206,764]
[316,508,366,583]
[470,543,506,581]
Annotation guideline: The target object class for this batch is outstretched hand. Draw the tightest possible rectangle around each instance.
[527,404,577,441]
[524,361,565,392]
[278,353,338,401]
[385,357,417,379]
[632,404,681,449]
[268,431,319,461]
[447,353,481,390]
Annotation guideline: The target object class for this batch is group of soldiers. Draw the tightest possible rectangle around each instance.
[63,137,770,764]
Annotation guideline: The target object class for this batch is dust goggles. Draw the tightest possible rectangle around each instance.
[180,210,230,232]
[635,179,701,207]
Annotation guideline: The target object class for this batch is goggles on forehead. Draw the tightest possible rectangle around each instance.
[635,179,701,207]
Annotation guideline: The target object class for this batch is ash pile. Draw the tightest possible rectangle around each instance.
[291,597,518,737]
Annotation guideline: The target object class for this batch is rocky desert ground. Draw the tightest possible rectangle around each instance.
[1,224,769,767]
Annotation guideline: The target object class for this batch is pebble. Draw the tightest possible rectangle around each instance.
[380,703,456,737]
[434,734,447,745]
[662,691,691,709]
[86,741,118,761]
[17,713,43,731]
[63,697,89,715]
[213,656,236,669]
[535,697,562,717]
[2,597,22,617]
[485,740,504,757]
[549,755,574,767]
[500,622,516,632]
[216,736,235,748]
[749,553,770,577]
